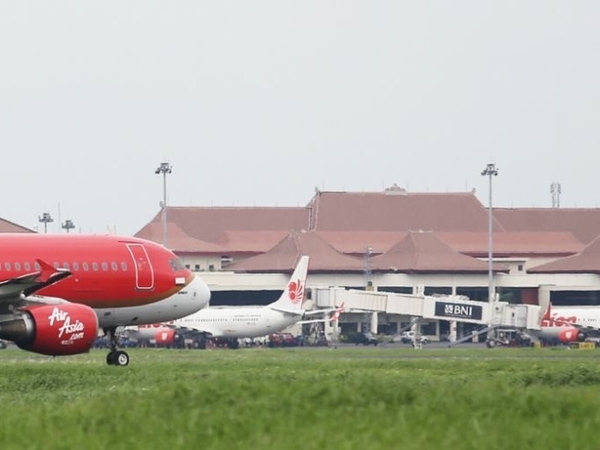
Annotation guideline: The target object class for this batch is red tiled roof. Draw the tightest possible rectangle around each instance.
[135,206,309,242]
[528,235,600,273]
[227,230,364,273]
[0,218,35,233]
[438,232,584,257]
[316,231,407,255]
[215,230,291,253]
[309,190,504,232]
[136,222,227,253]
[130,192,600,273]
[494,208,600,245]
[371,230,506,273]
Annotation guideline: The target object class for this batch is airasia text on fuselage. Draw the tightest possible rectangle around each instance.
[541,314,577,328]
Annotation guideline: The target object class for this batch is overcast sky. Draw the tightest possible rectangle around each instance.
[1,2,599,235]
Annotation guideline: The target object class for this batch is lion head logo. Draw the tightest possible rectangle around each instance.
[288,280,304,304]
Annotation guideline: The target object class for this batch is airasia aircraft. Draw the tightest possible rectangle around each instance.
[0,233,210,365]
[533,303,600,344]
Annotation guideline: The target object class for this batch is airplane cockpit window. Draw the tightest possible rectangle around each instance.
[169,258,184,271]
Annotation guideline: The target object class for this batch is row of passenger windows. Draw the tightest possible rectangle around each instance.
[1,261,129,272]
[191,317,259,323]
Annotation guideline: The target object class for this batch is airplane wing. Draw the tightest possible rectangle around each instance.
[0,259,71,304]
[299,303,345,324]
[552,318,600,336]
[267,307,305,318]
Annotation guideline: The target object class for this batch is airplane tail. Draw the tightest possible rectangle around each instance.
[267,256,310,313]
[540,301,552,327]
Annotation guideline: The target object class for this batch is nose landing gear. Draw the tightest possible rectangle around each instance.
[104,327,130,366]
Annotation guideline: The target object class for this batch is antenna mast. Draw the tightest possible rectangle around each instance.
[550,181,562,208]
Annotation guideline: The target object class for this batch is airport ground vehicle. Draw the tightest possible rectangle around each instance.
[352,332,379,346]
[267,333,298,347]
[400,331,430,345]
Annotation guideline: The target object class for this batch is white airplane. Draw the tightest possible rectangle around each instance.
[531,302,600,344]
[126,256,343,349]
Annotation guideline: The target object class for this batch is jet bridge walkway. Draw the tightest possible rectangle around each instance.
[313,287,542,345]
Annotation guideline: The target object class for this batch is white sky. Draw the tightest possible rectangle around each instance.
[1,1,599,235]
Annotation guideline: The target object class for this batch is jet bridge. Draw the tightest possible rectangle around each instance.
[313,288,542,344]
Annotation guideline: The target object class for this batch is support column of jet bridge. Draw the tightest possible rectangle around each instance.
[411,317,423,350]
[370,312,378,336]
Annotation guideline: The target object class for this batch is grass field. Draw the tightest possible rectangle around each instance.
[1,345,600,450]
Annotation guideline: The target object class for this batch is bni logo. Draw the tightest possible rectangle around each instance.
[444,304,473,316]
[436,301,482,320]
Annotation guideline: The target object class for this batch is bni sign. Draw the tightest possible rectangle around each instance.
[435,301,483,321]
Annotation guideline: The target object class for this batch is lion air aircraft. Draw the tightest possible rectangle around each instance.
[0,233,210,366]
[129,256,342,349]
[533,302,600,344]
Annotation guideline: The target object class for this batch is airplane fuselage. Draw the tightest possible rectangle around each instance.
[0,234,210,326]
[176,306,301,338]
[145,306,302,340]
[533,306,600,341]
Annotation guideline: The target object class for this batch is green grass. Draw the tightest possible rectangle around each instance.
[1,346,600,449]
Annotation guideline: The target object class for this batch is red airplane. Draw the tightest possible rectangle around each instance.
[0,233,210,366]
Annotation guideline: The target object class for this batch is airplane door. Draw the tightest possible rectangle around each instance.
[126,244,155,290]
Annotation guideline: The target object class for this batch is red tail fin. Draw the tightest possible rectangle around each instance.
[540,302,552,327]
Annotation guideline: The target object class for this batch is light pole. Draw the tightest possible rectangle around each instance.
[481,163,498,306]
[155,162,172,247]
[62,219,75,233]
[38,212,53,234]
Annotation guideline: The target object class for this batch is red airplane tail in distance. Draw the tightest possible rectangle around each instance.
[0,233,210,366]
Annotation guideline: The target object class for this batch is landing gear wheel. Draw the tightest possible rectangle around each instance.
[106,350,130,366]
[106,351,117,365]
[114,351,130,366]
[104,327,131,366]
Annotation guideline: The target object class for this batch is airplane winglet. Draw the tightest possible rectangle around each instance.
[22,259,72,296]
[331,302,345,322]
[36,259,61,284]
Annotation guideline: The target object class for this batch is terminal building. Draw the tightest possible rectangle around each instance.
[132,187,600,340]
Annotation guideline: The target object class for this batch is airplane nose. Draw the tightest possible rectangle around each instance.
[188,275,211,311]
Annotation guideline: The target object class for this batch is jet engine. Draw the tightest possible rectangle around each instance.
[0,303,98,356]
[155,328,181,347]
[558,328,586,343]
